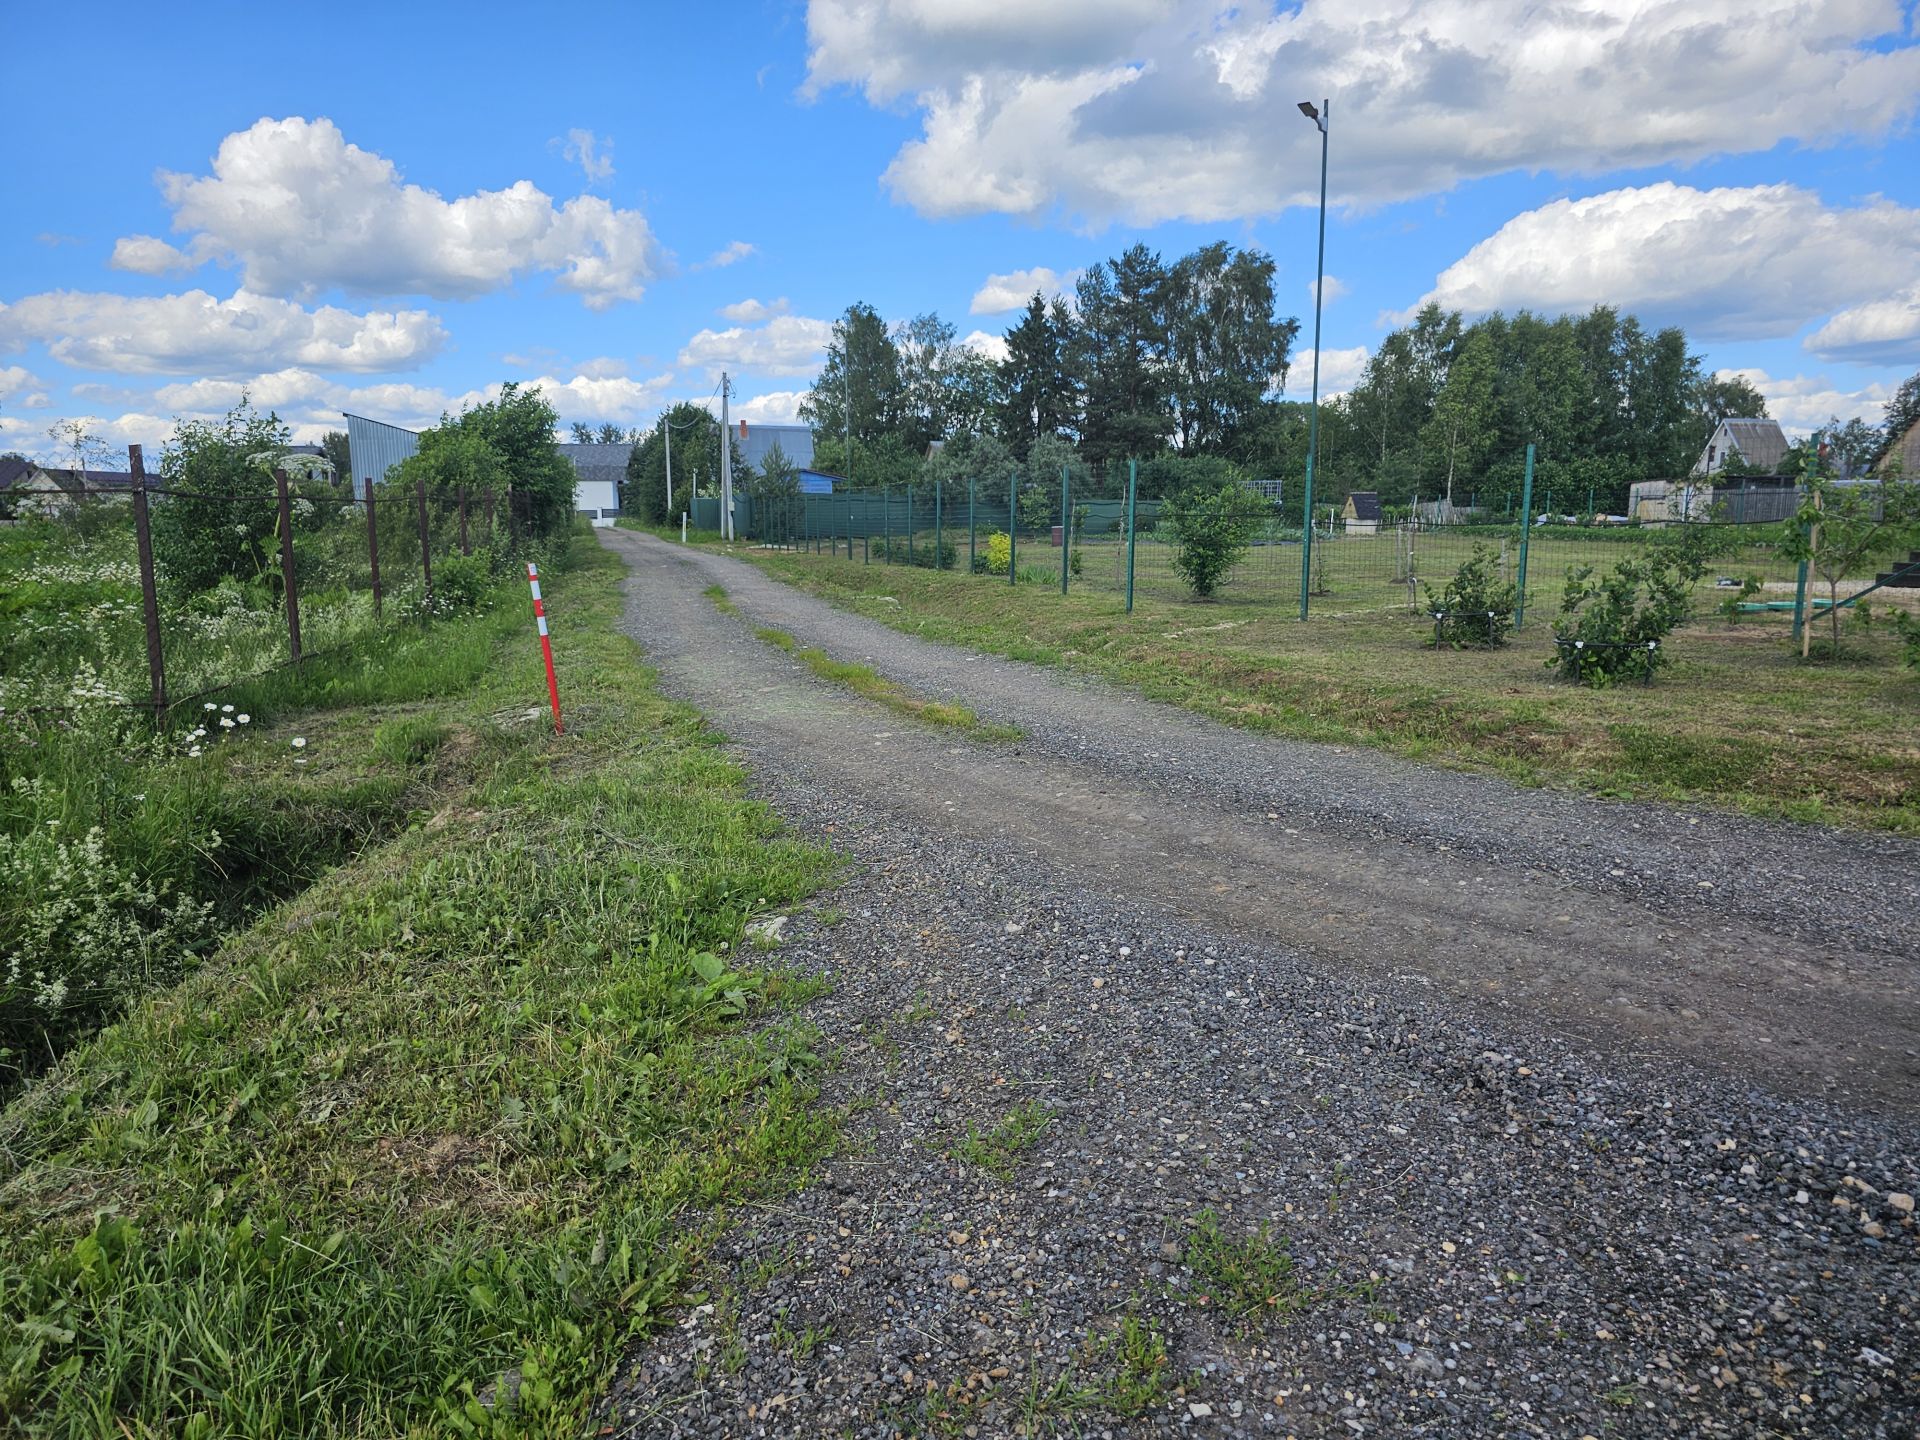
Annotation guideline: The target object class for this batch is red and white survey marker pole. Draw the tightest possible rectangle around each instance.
[526,561,564,734]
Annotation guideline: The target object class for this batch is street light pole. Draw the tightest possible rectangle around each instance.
[1297,97,1329,621]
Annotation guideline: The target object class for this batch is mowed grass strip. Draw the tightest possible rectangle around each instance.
[0,540,836,1437]
[698,581,1022,741]
[730,549,1920,832]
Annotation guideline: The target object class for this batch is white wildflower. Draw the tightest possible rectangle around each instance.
[219,718,235,729]
[236,714,250,725]
[221,704,234,713]
[291,737,307,749]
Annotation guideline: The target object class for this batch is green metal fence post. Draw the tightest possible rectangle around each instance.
[1298,448,1316,620]
[1125,458,1138,614]
[935,478,944,572]
[907,486,916,567]
[884,486,892,563]
[1009,470,1018,585]
[1060,463,1070,595]
[1514,442,1536,630]
[968,478,977,574]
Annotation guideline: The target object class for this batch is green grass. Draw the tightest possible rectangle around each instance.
[701,583,737,616]
[720,545,1920,832]
[1182,1209,1322,1329]
[0,539,840,1437]
[952,1100,1054,1180]
[749,625,1024,741]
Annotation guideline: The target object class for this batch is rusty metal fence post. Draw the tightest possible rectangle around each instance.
[365,480,384,620]
[273,467,303,662]
[416,478,433,603]
[128,445,167,718]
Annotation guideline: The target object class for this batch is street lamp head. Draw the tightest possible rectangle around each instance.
[1297,100,1319,119]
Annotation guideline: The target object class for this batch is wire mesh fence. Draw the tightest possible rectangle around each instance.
[685,454,1920,640]
[1,445,539,721]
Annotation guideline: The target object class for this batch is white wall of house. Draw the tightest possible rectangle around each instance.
[576,478,619,526]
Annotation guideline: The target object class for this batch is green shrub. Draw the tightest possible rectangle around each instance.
[431,548,497,612]
[983,532,1012,575]
[1166,483,1263,598]
[872,536,956,570]
[1424,544,1517,648]
[1,819,216,1083]
[1549,546,1699,686]
[1892,609,1920,672]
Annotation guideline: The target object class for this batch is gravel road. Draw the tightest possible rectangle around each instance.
[598,529,1919,1439]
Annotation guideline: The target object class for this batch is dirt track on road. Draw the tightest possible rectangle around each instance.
[603,528,1919,1113]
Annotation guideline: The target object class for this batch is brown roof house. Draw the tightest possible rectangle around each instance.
[1878,416,1920,480]
[1691,418,1789,478]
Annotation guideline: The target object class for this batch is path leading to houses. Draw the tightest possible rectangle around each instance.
[597,528,1918,1438]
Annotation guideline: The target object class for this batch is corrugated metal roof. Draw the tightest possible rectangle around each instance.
[344,413,421,498]
[555,442,633,485]
[1722,418,1789,472]
[735,422,814,473]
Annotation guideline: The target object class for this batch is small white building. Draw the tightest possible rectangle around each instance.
[1692,418,1788,478]
[555,443,628,526]
[1342,490,1382,535]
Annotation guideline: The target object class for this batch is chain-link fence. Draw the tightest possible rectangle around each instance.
[680,456,1919,638]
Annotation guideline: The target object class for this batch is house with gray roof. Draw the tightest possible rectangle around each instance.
[555,442,630,525]
[1691,418,1789,478]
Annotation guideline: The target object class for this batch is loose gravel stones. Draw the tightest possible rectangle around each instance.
[597,532,1918,1437]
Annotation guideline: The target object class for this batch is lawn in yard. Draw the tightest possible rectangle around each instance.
[719,540,1920,832]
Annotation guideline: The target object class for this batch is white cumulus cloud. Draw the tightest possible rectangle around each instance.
[678,314,834,378]
[1404,183,1920,344]
[0,288,446,375]
[960,329,1011,363]
[1805,287,1920,366]
[803,0,1920,225]
[728,390,809,425]
[1305,344,1370,399]
[719,297,792,323]
[561,128,615,183]
[1719,367,1895,435]
[969,266,1077,314]
[124,117,662,310]
[700,240,756,269]
[1309,276,1348,307]
[0,365,49,408]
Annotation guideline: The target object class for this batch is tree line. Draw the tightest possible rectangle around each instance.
[600,235,1920,523]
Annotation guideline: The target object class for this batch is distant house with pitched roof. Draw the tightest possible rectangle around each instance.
[1691,418,1788,478]
[0,456,146,516]
[554,442,629,525]
[1342,490,1381,535]
[1878,416,1920,480]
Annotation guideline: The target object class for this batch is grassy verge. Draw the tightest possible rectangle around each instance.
[699,584,1022,740]
[719,548,1920,832]
[0,539,837,1436]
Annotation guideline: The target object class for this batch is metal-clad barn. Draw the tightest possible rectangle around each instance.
[735,421,814,473]
[344,413,420,498]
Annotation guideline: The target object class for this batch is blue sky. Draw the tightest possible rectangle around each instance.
[3,0,1917,461]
